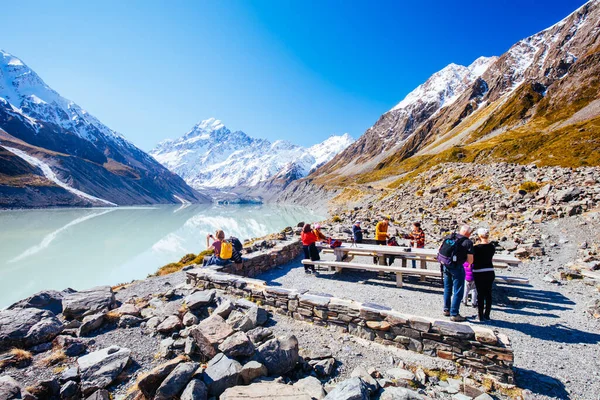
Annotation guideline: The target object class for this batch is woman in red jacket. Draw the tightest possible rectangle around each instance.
[301,223,319,274]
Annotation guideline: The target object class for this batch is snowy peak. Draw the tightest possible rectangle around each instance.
[151,121,354,189]
[391,56,497,113]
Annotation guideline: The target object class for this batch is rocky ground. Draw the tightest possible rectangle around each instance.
[257,209,600,400]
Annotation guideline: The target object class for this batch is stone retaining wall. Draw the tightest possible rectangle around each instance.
[186,268,515,384]
[217,238,303,278]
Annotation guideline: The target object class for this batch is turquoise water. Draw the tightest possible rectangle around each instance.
[0,204,325,307]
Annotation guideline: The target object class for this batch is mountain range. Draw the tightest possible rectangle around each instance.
[150,118,354,190]
[0,50,209,208]
[285,0,600,206]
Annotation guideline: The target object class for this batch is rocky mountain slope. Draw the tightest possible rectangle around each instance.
[0,50,209,208]
[288,0,600,206]
[150,118,354,190]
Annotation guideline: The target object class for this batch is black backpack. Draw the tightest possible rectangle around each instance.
[229,237,243,253]
[436,233,466,266]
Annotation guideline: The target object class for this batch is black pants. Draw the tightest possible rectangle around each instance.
[303,244,318,272]
[474,271,495,319]
[373,240,386,264]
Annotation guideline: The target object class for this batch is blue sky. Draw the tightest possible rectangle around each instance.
[1,0,587,150]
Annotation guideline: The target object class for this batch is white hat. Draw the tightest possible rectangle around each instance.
[477,227,490,237]
[355,221,361,225]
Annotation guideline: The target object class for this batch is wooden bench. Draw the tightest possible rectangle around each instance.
[301,260,528,288]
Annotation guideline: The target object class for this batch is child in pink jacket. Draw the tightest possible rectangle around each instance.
[463,262,478,306]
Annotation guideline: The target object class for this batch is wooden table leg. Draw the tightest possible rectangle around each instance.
[401,258,407,268]
[420,258,427,282]
[396,272,403,287]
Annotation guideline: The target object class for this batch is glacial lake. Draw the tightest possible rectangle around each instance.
[0,204,326,307]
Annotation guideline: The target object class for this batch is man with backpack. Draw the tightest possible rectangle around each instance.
[437,225,474,322]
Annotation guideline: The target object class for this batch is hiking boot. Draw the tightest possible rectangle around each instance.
[443,310,450,317]
[450,315,467,322]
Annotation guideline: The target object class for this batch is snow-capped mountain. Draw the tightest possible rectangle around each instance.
[0,50,208,208]
[303,0,600,188]
[151,118,354,189]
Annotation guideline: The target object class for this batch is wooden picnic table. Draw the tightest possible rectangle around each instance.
[317,242,521,268]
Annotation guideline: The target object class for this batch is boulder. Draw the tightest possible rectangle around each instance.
[0,376,25,400]
[323,377,369,400]
[137,356,186,398]
[189,327,217,359]
[159,338,175,359]
[185,290,216,310]
[182,312,198,327]
[379,387,423,399]
[180,378,208,400]
[218,331,255,358]
[0,308,63,350]
[247,327,273,345]
[156,315,182,334]
[202,353,242,397]
[29,379,60,399]
[54,335,87,357]
[246,307,269,327]
[63,287,115,320]
[8,289,66,314]
[118,315,143,328]
[294,376,326,399]
[113,304,141,317]
[227,310,255,332]
[257,335,299,377]
[197,314,235,345]
[385,368,415,384]
[59,366,80,384]
[60,380,79,399]
[221,382,311,399]
[311,358,335,377]
[77,345,131,395]
[214,299,234,318]
[240,361,268,384]
[350,366,379,393]
[155,362,199,400]
[85,389,111,400]
[78,313,105,336]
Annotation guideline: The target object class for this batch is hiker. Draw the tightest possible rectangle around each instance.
[352,221,363,243]
[404,222,425,268]
[473,228,495,321]
[301,223,319,274]
[438,224,474,322]
[205,230,238,266]
[462,261,478,307]
[314,223,327,242]
[374,216,391,264]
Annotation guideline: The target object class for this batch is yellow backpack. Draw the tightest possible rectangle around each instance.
[220,241,233,260]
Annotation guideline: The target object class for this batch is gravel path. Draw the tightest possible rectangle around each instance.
[257,213,600,400]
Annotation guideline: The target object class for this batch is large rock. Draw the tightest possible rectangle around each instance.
[137,356,186,398]
[185,290,216,310]
[0,308,63,350]
[54,335,87,357]
[350,366,379,393]
[155,362,199,400]
[247,327,273,345]
[198,314,235,345]
[246,307,269,327]
[202,353,242,397]
[379,387,423,399]
[63,286,116,320]
[77,346,131,395]
[218,331,255,358]
[323,377,369,400]
[8,289,67,314]
[257,335,299,376]
[85,390,111,400]
[214,299,235,318]
[78,313,105,336]
[221,382,311,399]
[189,327,218,359]
[227,310,255,332]
[240,361,268,384]
[156,315,183,334]
[180,379,208,400]
[0,376,25,400]
[294,376,326,399]
[60,380,79,399]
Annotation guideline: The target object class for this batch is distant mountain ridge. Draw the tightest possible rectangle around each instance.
[0,50,209,208]
[303,0,600,199]
[150,118,354,189]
